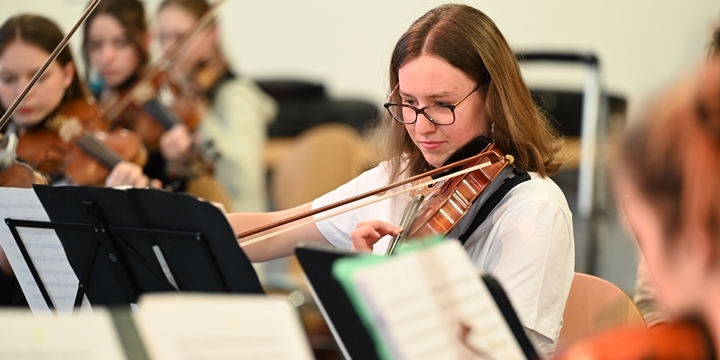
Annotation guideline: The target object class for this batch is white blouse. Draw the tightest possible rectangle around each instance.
[198,76,277,212]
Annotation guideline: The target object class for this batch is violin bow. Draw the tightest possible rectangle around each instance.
[236,150,513,243]
[102,0,227,122]
[0,0,102,131]
[239,157,504,248]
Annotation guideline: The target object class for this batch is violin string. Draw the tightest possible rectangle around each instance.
[0,0,101,130]
[102,0,227,122]
[77,135,117,168]
[76,133,123,169]
[240,159,496,248]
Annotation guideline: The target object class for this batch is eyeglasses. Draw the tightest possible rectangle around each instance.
[383,84,480,125]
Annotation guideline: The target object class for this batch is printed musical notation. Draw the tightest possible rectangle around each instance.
[0,187,89,314]
[350,241,527,360]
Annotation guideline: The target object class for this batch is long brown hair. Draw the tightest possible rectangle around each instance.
[159,0,212,21]
[82,0,148,81]
[0,14,87,118]
[376,4,563,181]
[621,57,720,246]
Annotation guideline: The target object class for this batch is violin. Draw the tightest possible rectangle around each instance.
[0,133,47,188]
[404,141,511,239]
[102,70,201,154]
[101,0,226,155]
[237,137,512,250]
[16,99,147,186]
[556,318,716,360]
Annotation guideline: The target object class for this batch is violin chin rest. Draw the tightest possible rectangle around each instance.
[441,136,492,167]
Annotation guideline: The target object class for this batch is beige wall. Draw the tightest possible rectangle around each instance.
[2,0,719,119]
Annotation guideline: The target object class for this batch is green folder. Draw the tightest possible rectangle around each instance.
[331,236,444,360]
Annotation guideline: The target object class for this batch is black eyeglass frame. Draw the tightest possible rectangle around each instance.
[383,84,481,125]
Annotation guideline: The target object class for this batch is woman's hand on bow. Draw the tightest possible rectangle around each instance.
[351,221,402,252]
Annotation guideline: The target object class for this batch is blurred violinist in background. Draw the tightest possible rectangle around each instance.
[557,37,720,360]
[631,25,720,330]
[83,0,232,210]
[0,13,155,306]
[0,14,152,188]
[156,0,277,213]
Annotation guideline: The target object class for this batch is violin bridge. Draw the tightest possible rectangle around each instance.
[409,176,436,198]
[47,114,83,143]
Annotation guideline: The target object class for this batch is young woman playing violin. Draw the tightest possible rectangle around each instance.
[557,51,720,360]
[82,0,230,212]
[0,14,152,188]
[228,4,573,357]
[0,13,156,306]
[82,0,200,191]
[155,0,277,213]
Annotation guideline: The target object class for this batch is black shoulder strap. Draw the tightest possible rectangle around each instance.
[458,169,531,245]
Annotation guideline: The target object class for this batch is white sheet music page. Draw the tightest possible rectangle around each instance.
[0,307,126,359]
[0,187,89,314]
[352,240,527,360]
[133,293,314,360]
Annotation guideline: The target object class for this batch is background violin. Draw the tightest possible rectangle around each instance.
[102,70,201,154]
[100,0,226,156]
[16,98,147,186]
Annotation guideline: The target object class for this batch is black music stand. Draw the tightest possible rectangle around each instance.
[5,185,263,310]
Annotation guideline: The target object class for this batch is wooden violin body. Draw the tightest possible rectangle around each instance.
[407,143,511,239]
[16,99,147,186]
[0,161,44,188]
[557,319,715,360]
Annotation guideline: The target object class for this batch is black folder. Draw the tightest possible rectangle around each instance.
[295,242,540,360]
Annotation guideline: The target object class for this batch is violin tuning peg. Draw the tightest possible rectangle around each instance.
[505,154,515,164]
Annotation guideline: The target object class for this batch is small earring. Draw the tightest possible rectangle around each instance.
[490,123,495,142]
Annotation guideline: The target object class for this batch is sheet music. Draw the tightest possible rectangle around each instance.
[352,241,527,360]
[0,187,89,314]
[0,307,126,359]
[133,293,314,360]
